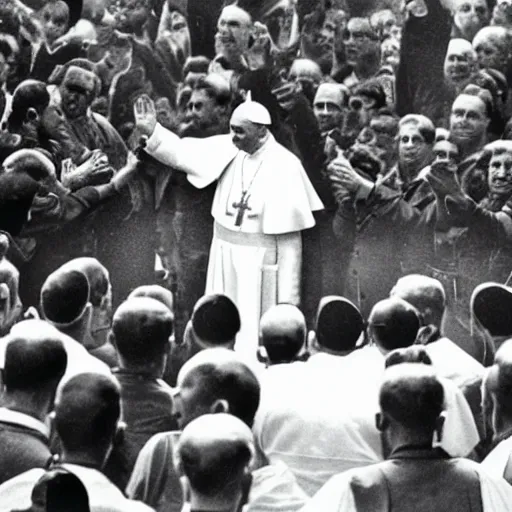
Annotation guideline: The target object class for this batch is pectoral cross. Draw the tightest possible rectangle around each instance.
[232,192,252,227]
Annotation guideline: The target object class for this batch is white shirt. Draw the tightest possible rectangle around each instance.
[481,436,512,480]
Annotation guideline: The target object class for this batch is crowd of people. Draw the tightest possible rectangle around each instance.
[3,0,512,509]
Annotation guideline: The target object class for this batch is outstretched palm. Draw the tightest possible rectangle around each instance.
[134,94,157,137]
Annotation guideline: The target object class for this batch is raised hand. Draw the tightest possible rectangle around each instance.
[424,160,461,199]
[327,156,374,197]
[134,94,157,137]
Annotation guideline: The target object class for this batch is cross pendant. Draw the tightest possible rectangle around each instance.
[232,192,252,227]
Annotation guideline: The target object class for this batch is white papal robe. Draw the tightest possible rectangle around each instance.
[145,124,323,357]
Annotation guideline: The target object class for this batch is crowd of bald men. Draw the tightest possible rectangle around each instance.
[6,0,512,509]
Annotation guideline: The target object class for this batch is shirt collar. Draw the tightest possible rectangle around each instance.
[0,407,49,439]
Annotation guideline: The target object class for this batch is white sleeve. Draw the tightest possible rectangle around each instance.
[277,232,302,305]
[300,474,356,512]
[479,468,512,511]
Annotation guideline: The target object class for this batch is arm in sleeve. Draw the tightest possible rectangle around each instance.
[300,474,355,512]
[277,231,302,305]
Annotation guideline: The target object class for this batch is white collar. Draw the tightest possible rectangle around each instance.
[0,407,49,439]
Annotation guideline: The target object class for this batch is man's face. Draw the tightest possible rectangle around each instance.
[230,117,261,153]
[185,89,218,130]
[454,0,489,40]
[343,18,380,67]
[444,46,474,86]
[314,99,343,132]
[60,79,91,119]
[39,1,70,44]
[40,104,68,139]
[488,151,512,196]
[450,95,489,145]
[319,9,346,54]
[398,123,431,168]
[433,140,460,164]
[492,0,512,26]
[173,369,212,429]
[215,6,252,59]
[288,60,322,101]
[371,10,397,39]
[111,0,149,34]
[474,35,508,72]
[381,38,400,69]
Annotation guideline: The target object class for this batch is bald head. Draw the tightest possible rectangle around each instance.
[177,413,254,497]
[129,285,174,314]
[2,148,56,182]
[380,364,445,434]
[260,304,306,364]
[112,297,173,367]
[390,274,446,327]
[368,298,420,353]
[3,328,67,392]
[177,349,260,427]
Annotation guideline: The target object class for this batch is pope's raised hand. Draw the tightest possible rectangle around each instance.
[134,94,157,137]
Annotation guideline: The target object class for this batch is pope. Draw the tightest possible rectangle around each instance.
[134,94,323,358]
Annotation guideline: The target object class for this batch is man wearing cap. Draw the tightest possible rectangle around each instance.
[134,94,323,359]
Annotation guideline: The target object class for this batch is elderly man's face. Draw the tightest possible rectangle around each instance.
[371,10,397,39]
[444,46,474,86]
[488,151,512,196]
[60,79,91,119]
[450,95,489,145]
[215,6,252,59]
[230,117,262,154]
[343,18,380,67]
[492,0,512,27]
[474,35,508,72]
[398,123,431,168]
[454,0,489,40]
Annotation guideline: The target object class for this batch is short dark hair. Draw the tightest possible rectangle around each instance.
[8,80,50,132]
[3,335,67,392]
[385,346,433,368]
[193,76,231,107]
[316,297,364,352]
[192,295,241,345]
[55,373,120,452]
[184,361,260,427]
[179,440,251,495]
[112,299,174,365]
[262,329,305,363]
[41,270,90,325]
[380,364,444,432]
[353,79,387,110]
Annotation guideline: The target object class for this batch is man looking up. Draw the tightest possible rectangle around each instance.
[134,93,323,359]
[106,297,176,489]
[302,364,512,511]
[0,331,67,484]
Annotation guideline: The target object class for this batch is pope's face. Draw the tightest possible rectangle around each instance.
[474,36,508,72]
[444,46,474,86]
[488,151,512,196]
[454,0,489,40]
[215,6,252,59]
[450,95,489,145]
[398,124,432,169]
[230,117,262,154]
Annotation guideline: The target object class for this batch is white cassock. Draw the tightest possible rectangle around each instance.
[145,124,323,357]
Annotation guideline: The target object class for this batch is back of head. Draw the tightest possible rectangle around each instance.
[191,295,241,347]
[128,285,174,314]
[41,270,90,327]
[177,414,253,497]
[59,258,109,308]
[3,331,67,392]
[471,282,512,337]
[112,297,174,365]
[178,349,260,427]
[55,373,120,453]
[368,298,420,352]
[352,78,387,110]
[315,296,364,353]
[385,346,433,368]
[8,80,50,132]
[380,363,445,433]
[390,274,446,324]
[259,304,306,364]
